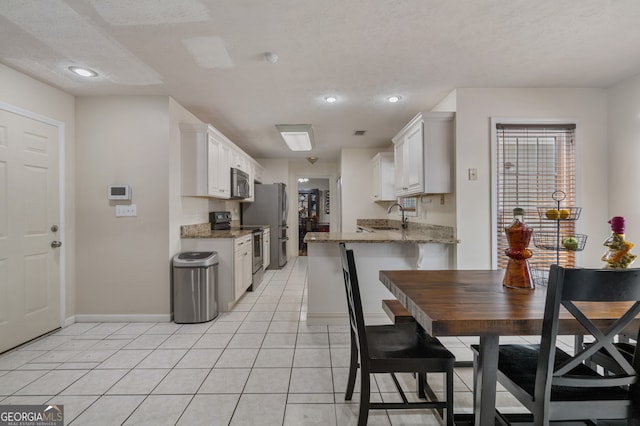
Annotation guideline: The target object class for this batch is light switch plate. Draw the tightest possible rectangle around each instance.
[468,168,478,181]
[116,204,137,217]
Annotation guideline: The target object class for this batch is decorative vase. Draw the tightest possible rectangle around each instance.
[503,208,534,289]
[602,216,637,269]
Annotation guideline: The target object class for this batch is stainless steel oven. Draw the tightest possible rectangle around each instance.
[248,228,264,290]
[237,226,264,290]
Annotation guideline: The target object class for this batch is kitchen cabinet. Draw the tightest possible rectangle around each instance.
[392,112,454,196]
[234,234,253,299]
[180,123,231,199]
[181,233,253,311]
[371,152,395,201]
[254,162,264,184]
[263,227,271,269]
[230,149,250,173]
[218,140,231,197]
[180,123,262,201]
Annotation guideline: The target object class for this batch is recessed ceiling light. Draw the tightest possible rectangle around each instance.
[387,95,401,103]
[325,96,337,103]
[68,66,98,77]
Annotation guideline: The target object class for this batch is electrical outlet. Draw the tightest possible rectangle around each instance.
[116,204,137,217]
[469,168,478,181]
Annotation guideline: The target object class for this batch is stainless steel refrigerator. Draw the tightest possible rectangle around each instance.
[242,183,288,269]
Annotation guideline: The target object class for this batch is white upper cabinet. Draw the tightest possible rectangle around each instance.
[180,123,231,199]
[254,162,264,184]
[371,152,395,201]
[218,139,231,198]
[392,112,454,196]
[180,123,262,200]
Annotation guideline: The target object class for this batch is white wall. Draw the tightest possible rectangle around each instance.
[0,64,77,320]
[607,73,640,242]
[76,96,173,317]
[256,158,289,185]
[299,178,330,191]
[340,148,390,231]
[455,88,609,269]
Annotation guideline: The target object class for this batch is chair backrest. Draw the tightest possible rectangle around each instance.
[535,264,640,402]
[339,243,370,361]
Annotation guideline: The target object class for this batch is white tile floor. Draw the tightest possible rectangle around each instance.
[0,256,590,425]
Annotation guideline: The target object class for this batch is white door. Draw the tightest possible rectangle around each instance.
[0,109,61,353]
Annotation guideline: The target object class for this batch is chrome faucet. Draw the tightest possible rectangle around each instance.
[387,203,408,229]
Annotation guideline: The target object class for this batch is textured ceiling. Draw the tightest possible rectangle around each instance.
[2,0,640,162]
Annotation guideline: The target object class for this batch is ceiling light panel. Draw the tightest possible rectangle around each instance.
[276,124,314,151]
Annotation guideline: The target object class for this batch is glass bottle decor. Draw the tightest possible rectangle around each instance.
[503,208,534,289]
[602,216,637,269]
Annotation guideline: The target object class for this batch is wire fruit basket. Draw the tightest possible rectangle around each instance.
[532,232,588,251]
[531,191,587,286]
[536,206,582,221]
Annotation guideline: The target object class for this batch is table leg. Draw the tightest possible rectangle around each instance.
[474,334,499,426]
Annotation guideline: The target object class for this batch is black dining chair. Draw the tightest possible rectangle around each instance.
[339,243,455,426]
[473,264,640,425]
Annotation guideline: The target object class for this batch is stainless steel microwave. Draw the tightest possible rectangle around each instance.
[230,167,250,199]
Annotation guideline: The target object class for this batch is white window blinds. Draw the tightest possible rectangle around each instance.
[495,123,577,284]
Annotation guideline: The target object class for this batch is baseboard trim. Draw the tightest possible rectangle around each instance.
[63,316,76,327]
[306,312,390,326]
[74,314,172,323]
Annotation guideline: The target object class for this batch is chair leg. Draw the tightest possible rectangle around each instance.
[445,368,454,426]
[345,340,358,400]
[417,372,426,398]
[358,371,371,426]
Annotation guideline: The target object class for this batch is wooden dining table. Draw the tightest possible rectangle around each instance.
[378,269,639,426]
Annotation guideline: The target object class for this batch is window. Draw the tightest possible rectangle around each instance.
[494,123,577,284]
[398,197,418,217]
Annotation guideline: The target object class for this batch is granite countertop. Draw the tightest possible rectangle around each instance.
[180,223,253,239]
[304,219,460,244]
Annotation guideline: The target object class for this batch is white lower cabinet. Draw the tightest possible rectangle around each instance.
[234,235,252,299]
[263,227,271,269]
[181,233,252,312]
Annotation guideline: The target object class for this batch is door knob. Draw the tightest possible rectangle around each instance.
[51,241,62,248]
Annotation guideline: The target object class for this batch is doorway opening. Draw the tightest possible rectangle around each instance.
[298,177,330,256]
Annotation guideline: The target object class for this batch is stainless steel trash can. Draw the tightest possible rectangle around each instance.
[172,251,218,323]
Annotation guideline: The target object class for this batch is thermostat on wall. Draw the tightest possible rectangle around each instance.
[108,185,131,200]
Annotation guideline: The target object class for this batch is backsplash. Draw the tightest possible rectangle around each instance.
[180,223,211,237]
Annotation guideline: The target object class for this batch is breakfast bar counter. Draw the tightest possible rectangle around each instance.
[304,221,459,325]
[303,230,459,244]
